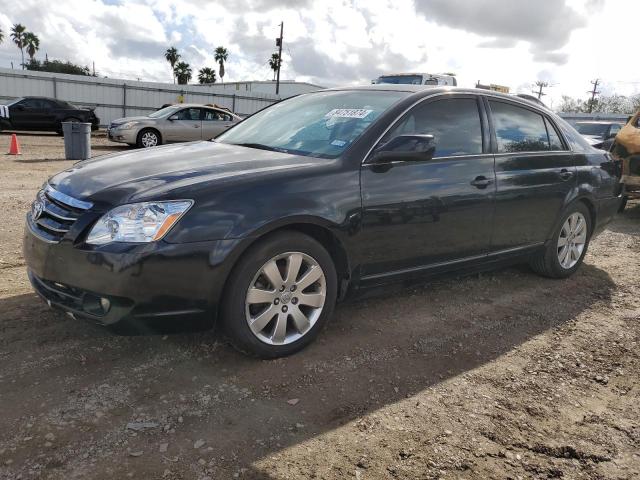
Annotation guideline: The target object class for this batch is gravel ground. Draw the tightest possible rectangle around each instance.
[0,132,638,480]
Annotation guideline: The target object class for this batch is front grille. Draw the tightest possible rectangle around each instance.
[28,186,93,243]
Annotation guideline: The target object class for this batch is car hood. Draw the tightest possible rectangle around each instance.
[110,116,151,125]
[49,141,327,207]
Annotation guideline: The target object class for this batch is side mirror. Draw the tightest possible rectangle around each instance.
[370,134,436,163]
[15,105,25,111]
[168,115,177,121]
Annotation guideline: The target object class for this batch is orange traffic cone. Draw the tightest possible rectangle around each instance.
[7,134,21,155]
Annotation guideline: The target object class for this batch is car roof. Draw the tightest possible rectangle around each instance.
[170,104,238,115]
[575,120,623,125]
[321,85,554,112]
[171,103,230,109]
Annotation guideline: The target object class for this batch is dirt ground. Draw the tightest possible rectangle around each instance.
[0,132,638,480]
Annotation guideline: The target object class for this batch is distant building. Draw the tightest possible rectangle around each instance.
[198,80,325,99]
[476,82,510,94]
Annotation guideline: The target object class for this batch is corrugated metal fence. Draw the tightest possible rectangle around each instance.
[0,67,280,126]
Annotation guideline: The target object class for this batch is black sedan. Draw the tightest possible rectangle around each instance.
[574,121,624,150]
[0,96,100,134]
[23,86,622,358]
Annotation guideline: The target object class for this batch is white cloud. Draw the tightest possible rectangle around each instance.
[0,0,637,107]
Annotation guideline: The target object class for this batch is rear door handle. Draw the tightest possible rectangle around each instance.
[470,176,493,189]
[559,169,574,181]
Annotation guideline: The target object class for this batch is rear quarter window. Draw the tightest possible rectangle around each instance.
[555,117,593,153]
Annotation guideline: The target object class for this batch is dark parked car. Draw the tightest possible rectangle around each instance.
[0,96,100,133]
[23,86,622,358]
[574,120,624,150]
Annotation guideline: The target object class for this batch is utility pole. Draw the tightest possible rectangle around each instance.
[587,79,600,113]
[534,81,549,99]
[275,22,283,96]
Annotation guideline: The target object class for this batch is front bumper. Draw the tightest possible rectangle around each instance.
[107,127,138,144]
[23,222,243,326]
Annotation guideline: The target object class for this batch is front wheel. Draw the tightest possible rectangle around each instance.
[136,129,161,148]
[530,202,592,279]
[221,231,337,358]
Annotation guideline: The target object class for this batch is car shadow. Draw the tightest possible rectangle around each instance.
[91,144,133,151]
[0,263,616,478]
[0,131,60,137]
[607,199,640,236]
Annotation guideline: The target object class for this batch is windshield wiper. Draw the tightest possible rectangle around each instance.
[233,143,288,153]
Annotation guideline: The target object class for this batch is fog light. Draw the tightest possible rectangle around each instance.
[100,297,111,313]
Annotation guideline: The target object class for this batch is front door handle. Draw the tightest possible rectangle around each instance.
[559,168,574,181]
[470,176,493,189]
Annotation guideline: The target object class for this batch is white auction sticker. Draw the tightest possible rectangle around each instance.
[325,108,372,119]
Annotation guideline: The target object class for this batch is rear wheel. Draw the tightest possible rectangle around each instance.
[618,195,628,213]
[530,202,592,278]
[221,231,337,358]
[137,128,161,148]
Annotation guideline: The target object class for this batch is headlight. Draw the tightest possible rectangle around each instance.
[118,121,138,130]
[86,200,193,245]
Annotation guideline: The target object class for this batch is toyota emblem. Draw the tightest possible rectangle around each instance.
[31,200,44,221]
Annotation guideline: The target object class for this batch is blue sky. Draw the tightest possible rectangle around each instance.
[0,0,638,108]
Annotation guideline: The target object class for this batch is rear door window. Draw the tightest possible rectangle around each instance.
[489,101,552,153]
[384,98,483,158]
[545,118,566,150]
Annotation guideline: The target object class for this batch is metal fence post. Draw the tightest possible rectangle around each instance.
[232,94,236,113]
[122,83,127,118]
[52,76,57,99]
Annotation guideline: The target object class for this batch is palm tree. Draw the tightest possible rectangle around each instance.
[214,46,228,83]
[11,24,27,69]
[164,46,180,84]
[24,32,40,62]
[197,67,216,84]
[268,53,281,81]
[173,61,192,85]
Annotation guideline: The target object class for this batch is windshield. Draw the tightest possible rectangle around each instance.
[3,98,23,106]
[377,75,423,85]
[216,90,408,158]
[575,123,609,137]
[148,105,182,118]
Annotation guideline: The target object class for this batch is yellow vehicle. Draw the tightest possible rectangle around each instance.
[611,111,640,211]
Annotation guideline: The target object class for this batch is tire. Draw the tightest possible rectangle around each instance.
[529,202,592,279]
[56,117,81,135]
[221,231,338,358]
[136,128,161,148]
[617,196,628,213]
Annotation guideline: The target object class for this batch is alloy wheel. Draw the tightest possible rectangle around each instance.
[245,252,326,345]
[557,212,587,269]
[141,131,158,147]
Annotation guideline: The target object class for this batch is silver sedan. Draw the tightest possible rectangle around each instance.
[107,104,242,148]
